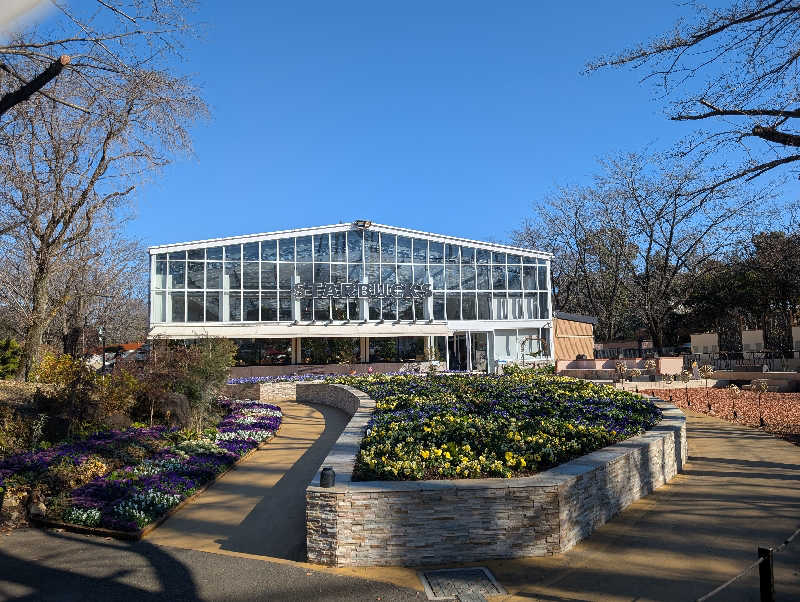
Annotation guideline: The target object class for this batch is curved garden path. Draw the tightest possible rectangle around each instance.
[146,400,350,561]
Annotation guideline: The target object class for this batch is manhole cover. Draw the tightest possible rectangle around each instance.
[418,567,506,601]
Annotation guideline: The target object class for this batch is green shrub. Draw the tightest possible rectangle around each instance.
[0,338,20,379]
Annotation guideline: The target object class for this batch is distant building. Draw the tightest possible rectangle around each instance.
[147,221,554,374]
[690,332,719,354]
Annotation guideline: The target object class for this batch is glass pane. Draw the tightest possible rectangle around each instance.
[382,298,397,320]
[370,338,398,362]
[301,298,313,321]
[445,243,459,264]
[243,242,259,261]
[381,265,396,284]
[413,298,425,320]
[315,298,330,320]
[278,263,293,289]
[507,265,522,290]
[507,254,522,264]
[446,293,461,320]
[206,291,221,321]
[331,232,347,262]
[538,265,548,290]
[243,263,260,290]
[492,265,506,290]
[206,262,222,289]
[296,236,313,262]
[462,293,477,320]
[156,253,167,261]
[279,293,293,320]
[364,231,380,263]
[224,244,241,261]
[381,233,396,263]
[333,298,347,320]
[152,291,166,322]
[225,261,241,289]
[188,248,204,260]
[461,247,475,264]
[431,265,445,289]
[369,299,381,320]
[413,264,428,285]
[365,263,379,283]
[260,292,277,321]
[412,238,427,263]
[187,262,204,289]
[493,292,507,320]
[492,252,506,264]
[207,246,223,260]
[170,292,185,322]
[314,263,330,283]
[478,292,491,320]
[260,263,276,289]
[169,251,186,261]
[429,241,444,264]
[476,249,490,264]
[228,292,241,321]
[154,260,167,288]
[524,293,539,319]
[461,265,476,289]
[314,234,330,262]
[347,230,363,263]
[397,236,412,263]
[523,255,537,264]
[168,261,185,288]
[539,292,550,318]
[260,240,277,261]
[187,293,204,321]
[279,238,295,262]
[348,264,363,282]
[397,264,413,284]
[523,266,537,290]
[348,298,359,320]
[243,293,259,321]
[477,265,491,290]
[509,292,523,319]
[296,262,313,284]
[446,264,460,289]
[433,293,445,320]
[331,263,347,284]
[398,298,413,320]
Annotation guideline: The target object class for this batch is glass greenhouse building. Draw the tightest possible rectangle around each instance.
[148,221,553,374]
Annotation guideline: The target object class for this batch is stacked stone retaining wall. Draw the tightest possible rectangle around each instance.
[303,385,686,567]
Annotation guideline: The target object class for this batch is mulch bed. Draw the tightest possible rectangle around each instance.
[640,387,800,444]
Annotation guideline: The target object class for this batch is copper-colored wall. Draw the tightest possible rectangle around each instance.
[554,318,595,361]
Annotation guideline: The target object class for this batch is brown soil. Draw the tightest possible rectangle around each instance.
[641,387,800,443]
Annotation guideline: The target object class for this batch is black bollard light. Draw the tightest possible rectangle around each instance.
[320,467,335,488]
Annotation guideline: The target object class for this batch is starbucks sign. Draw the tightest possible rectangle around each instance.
[292,282,432,300]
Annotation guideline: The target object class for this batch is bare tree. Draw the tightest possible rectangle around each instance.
[588,1,800,192]
[521,152,767,350]
[0,1,199,118]
[0,61,204,379]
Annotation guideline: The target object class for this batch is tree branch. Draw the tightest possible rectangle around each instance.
[0,55,70,117]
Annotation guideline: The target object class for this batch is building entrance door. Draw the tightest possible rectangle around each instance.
[448,333,468,371]
[470,332,488,372]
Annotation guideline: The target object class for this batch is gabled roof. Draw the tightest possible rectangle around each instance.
[147,221,551,259]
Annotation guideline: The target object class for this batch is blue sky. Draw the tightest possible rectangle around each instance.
[129,1,734,247]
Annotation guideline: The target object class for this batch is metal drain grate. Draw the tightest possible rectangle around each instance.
[418,567,506,601]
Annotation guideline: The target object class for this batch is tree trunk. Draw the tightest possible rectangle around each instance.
[19,261,51,381]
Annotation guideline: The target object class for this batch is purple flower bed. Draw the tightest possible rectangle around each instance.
[1,400,282,533]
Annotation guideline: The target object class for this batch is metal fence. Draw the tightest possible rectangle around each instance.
[695,525,800,601]
[683,351,800,372]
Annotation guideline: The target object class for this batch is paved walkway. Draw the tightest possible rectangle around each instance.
[147,400,349,561]
[2,404,800,601]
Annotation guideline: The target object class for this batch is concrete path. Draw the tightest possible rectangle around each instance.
[147,400,349,561]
